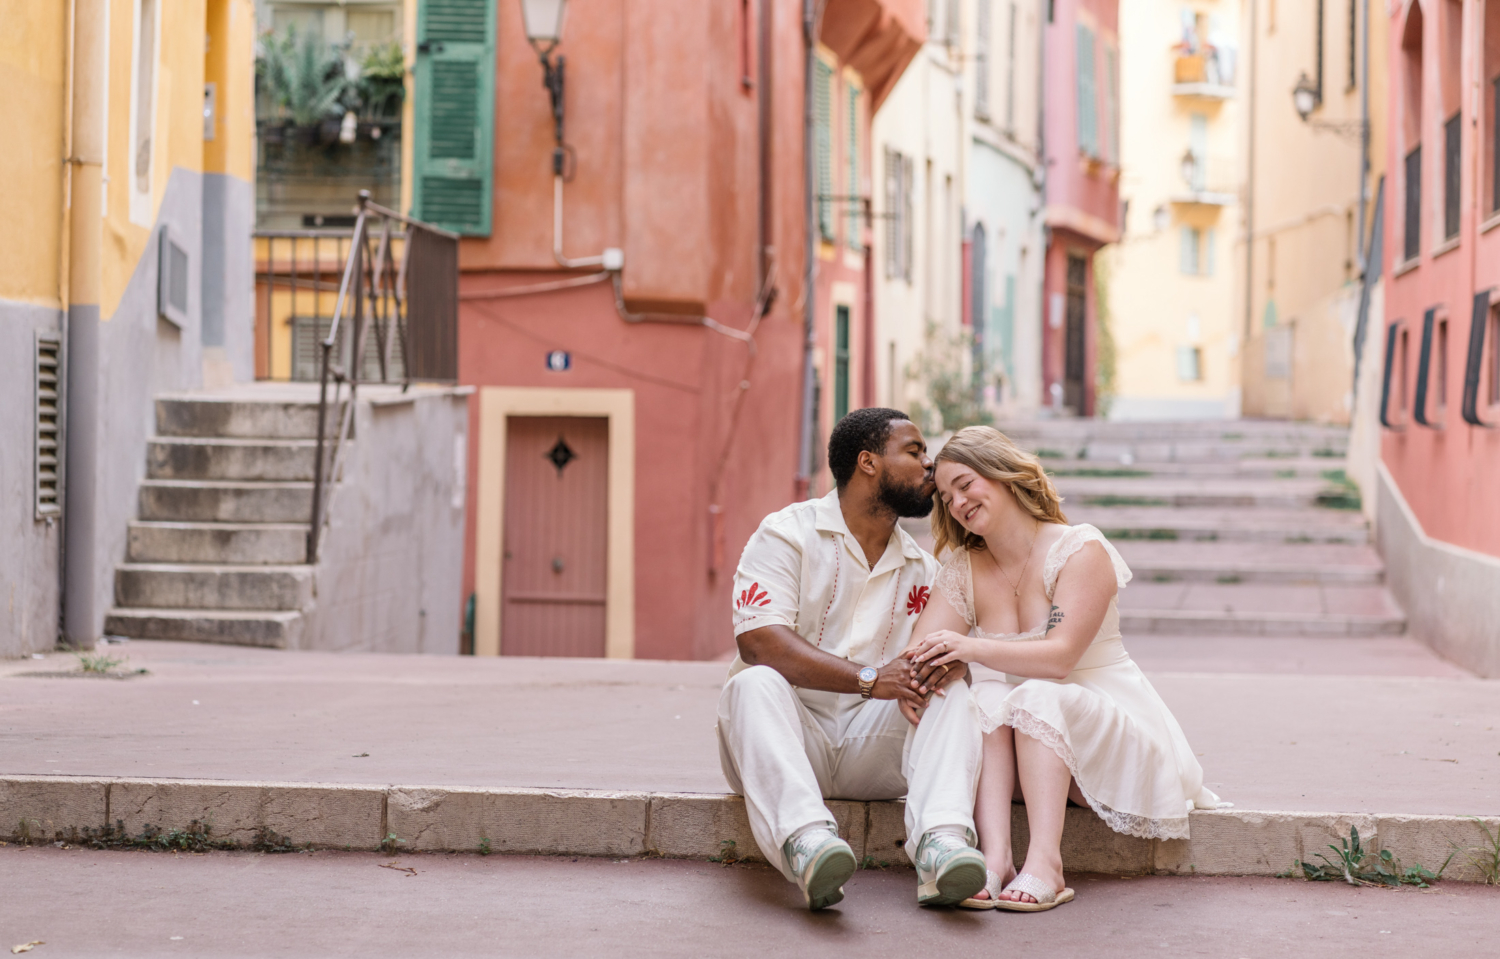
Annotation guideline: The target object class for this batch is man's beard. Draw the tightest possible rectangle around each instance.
[877,473,935,518]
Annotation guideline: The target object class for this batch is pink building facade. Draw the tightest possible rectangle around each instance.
[1373,0,1500,675]
[1041,0,1122,415]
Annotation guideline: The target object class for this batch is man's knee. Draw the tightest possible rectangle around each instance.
[719,665,795,719]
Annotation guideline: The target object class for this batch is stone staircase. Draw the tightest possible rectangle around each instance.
[103,390,341,648]
[999,420,1406,639]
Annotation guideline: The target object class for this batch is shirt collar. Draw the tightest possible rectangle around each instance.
[815,489,929,573]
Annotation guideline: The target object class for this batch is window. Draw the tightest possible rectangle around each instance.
[412,0,495,235]
[1489,305,1500,407]
[1437,317,1449,411]
[1005,3,1017,132]
[1179,227,1212,275]
[1404,146,1422,262]
[1315,0,1325,100]
[847,83,862,251]
[1399,326,1411,412]
[1104,44,1119,164]
[1176,346,1203,381]
[1445,112,1461,240]
[1487,6,1500,213]
[975,1,991,120]
[883,147,914,281]
[834,305,851,421]
[815,59,834,241]
[1076,25,1098,158]
[1347,0,1358,92]
[1189,113,1208,190]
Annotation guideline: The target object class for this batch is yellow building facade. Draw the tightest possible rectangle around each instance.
[1107,0,1245,420]
[0,0,257,654]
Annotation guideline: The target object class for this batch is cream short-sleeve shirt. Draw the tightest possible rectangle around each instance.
[728,489,940,679]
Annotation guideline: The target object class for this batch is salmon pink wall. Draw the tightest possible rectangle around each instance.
[1380,0,1500,558]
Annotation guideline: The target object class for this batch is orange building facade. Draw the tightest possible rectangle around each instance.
[452,0,924,661]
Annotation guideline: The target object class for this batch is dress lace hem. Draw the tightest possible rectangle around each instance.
[973,699,1191,842]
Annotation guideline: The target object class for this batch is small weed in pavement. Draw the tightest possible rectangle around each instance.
[1312,447,1342,458]
[1085,495,1169,508]
[1106,528,1179,541]
[77,652,123,673]
[380,832,405,854]
[709,840,740,865]
[1216,575,1242,584]
[75,819,237,852]
[1275,469,1296,479]
[1034,448,1066,459]
[1049,467,1152,478]
[478,837,492,856]
[1316,469,1362,510]
[1448,818,1500,884]
[1292,826,1444,887]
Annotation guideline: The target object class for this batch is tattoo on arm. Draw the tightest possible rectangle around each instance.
[1046,605,1064,633]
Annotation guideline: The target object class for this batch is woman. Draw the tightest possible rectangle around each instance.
[906,426,1221,911]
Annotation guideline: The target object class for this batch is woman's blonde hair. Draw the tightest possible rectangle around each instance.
[930,426,1068,556]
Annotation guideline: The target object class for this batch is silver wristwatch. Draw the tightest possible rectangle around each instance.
[857,665,878,699]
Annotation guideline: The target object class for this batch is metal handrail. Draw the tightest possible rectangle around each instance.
[306,191,459,563]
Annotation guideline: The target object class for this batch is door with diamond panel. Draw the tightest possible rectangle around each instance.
[501,416,609,656]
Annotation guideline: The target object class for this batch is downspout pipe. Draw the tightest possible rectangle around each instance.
[795,0,822,500]
[1355,0,1370,275]
[1242,0,1257,347]
[63,0,107,649]
[55,0,76,646]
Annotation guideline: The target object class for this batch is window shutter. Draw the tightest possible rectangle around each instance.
[901,155,914,282]
[975,1,991,120]
[884,148,899,277]
[1105,44,1119,163]
[815,59,834,241]
[413,0,495,235]
[1075,25,1097,158]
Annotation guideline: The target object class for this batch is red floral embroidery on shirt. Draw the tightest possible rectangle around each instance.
[906,585,930,616]
[737,582,771,610]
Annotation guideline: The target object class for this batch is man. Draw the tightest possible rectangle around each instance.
[716,408,985,910]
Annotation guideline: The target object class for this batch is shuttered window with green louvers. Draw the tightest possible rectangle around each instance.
[413,0,495,235]
[815,59,834,242]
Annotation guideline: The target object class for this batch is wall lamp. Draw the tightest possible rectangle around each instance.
[522,0,569,170]
[1292,71,1367,141]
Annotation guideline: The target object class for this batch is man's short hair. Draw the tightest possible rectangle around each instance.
[827,407,911,488]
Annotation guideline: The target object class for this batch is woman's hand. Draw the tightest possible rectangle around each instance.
[907,629,981,669]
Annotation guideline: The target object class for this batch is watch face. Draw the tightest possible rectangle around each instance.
[859,666,878,683]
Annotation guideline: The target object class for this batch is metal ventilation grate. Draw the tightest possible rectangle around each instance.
[35,333,60,517]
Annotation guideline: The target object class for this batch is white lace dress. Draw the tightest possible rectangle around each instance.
[935,524,1221,840]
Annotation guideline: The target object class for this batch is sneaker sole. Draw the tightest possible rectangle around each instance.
[917,851,988,907]
[804,844,857,911]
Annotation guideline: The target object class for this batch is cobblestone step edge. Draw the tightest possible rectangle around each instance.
[3,776,1495,882]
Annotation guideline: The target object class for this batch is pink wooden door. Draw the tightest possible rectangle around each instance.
[501,416,609,656]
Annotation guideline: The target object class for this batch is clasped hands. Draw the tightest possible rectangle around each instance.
[878,629,973,726]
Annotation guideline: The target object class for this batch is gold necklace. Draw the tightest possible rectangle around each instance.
[996,520,1039,597]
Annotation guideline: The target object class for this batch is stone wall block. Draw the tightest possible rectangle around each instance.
[0,776,107,843]
[863,799,910,866]
[387,787,649,857]
[1376,814,1500,883]
[108,779,383,850]
[1155,809,1377,877]
[1057,807,1153,874]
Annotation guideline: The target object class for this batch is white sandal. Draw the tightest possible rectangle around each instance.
[958,869,1004,910]
[992,872,1075,912]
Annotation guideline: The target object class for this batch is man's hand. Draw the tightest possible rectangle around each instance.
[870,658,927,709]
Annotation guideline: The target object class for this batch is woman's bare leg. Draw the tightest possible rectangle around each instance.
[971,725,1018,898]
[999,730,1071,903]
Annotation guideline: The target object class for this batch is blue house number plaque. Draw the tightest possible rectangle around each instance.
[545,350,571,372]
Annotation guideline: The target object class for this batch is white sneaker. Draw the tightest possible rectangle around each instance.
[913,829,987,906]
[782,827,857,911]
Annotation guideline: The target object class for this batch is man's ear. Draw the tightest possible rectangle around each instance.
[857,449,881,479]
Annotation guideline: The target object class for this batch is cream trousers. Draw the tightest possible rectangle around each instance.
[715,665,981,881]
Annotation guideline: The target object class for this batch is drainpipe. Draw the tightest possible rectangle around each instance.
[55,0,77,645]
[1242,0,1257,346]
[795,0,823,500]
[63,0,107,649]
[1354,0,1370,276]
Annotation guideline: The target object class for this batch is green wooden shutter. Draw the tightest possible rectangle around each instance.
[413,0,495,235]
[1075,24,1097,158]
[846,85,861,251]
[815,59,834,241]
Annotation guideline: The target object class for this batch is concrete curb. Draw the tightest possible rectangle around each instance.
[4,776,1496,881]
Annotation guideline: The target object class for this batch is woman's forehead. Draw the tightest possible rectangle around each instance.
[935,461,974,484]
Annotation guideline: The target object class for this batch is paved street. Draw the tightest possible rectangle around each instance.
[2,845,1497,958]
[3,640,1496,815]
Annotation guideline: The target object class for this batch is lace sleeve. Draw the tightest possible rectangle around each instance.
[1041,524,1133,599]
[933,550,975,626]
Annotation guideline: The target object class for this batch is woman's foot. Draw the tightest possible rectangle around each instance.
[966,859,1015,901]
[996,856,1063,905]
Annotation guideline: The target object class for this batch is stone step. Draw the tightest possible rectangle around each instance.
[139,480,314,523]
[114,564,313,611]
[6,776,1495,883]
[1044,458,1348,479]
[102,608,303,647]
[126,521,307,565]
[1120,609,1407,637]
[1069,507,1370,545]
[146,436,319,482]
[1126,561,1381,586]
[1054,476,1329,509]
[155,396,346,440]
